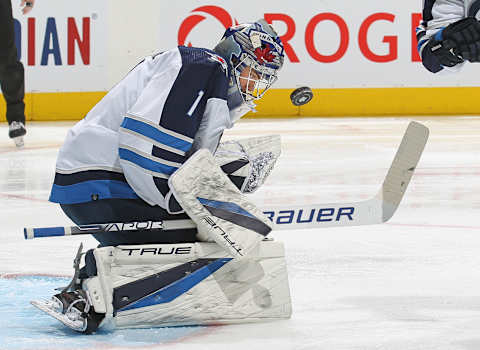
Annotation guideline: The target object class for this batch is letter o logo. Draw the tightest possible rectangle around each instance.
[178,6,237,46]
[305,13,349,63]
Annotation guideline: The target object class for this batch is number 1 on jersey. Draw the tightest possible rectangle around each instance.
[187,90,204,117]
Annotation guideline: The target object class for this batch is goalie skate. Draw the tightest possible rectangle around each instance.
[31,298,88,332]
[31,291,103,334]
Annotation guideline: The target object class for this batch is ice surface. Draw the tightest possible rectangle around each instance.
[1,117,479,350]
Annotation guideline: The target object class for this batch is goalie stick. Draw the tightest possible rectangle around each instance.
[24,121,428,240]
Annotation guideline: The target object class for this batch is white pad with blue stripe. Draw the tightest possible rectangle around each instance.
[169,149,273,258]
[83,241,291,329]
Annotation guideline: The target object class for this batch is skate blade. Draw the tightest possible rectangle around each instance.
[31,299,87,332]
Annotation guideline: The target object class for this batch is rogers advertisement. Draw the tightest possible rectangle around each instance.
[169,1,479,89]
[10,0,480,92]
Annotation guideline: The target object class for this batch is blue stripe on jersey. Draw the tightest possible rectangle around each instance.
[417,38,429,52]
[197,197,256,219]
[434,28,444,42]
[49,180,139,204]
[416,30,426,42]
[119,148,179,175]
[121,117,192,153]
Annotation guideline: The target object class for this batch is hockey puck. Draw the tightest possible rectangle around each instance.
[290,87,313,106]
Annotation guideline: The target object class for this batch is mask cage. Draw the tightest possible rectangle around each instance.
[232,54,278,102]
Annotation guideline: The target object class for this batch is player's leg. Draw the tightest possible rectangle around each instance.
[34,146,288,332]
[60,198,197,246]
[0,0,26,147]
[32,240,292,333]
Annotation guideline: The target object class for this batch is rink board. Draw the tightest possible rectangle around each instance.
[2,0,480,120]
[3,86,480,122]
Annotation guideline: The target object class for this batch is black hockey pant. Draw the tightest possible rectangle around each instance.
[60,199,197,247]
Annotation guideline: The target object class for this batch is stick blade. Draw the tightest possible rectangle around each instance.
[379,121,429,222]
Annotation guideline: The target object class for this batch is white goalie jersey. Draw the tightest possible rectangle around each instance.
[49,46,237,213]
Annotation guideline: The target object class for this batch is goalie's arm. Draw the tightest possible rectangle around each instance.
[417,0,464,73]
[187,66,232,157]
[164,98,231,213]
[418,1,480,73]
[118,63,231,214]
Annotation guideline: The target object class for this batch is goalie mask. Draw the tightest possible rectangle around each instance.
[214,19,285,120]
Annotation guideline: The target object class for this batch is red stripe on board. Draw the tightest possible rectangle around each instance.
[0,192,48,203]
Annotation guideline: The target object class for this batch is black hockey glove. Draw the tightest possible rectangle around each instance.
[428,39,464,67]
[430,17,480,66]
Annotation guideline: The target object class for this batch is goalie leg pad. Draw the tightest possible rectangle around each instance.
[82,241,291,330]
[169,149,273,258]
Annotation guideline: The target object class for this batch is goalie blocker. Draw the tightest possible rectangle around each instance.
[169,149,274,258]
[32,240,292,333]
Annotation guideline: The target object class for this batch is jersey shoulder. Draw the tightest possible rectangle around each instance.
[178,46,229,77]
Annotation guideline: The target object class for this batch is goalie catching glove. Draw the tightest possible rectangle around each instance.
[429,17,480,67]
[214,135,281,194]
